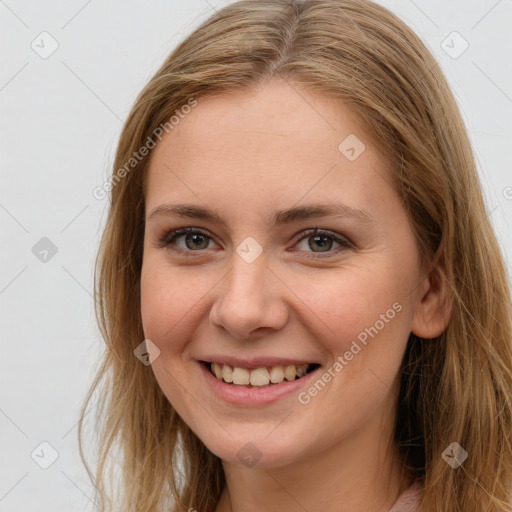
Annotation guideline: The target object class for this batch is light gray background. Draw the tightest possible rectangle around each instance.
[1,0,511,510]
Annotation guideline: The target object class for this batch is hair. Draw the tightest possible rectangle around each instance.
[78,0,512,511]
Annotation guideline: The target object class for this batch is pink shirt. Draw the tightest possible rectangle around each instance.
[388,480,422,512]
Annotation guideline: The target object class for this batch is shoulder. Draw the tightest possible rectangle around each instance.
[388,479,422,512]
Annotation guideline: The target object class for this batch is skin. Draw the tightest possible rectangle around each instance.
[140,78,451,512]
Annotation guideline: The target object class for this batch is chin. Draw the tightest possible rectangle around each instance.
[193,425,312,469]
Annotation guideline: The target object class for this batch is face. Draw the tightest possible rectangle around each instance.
[140,79,434,469]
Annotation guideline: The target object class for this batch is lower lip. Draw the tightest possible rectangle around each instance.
[199,362,321,406]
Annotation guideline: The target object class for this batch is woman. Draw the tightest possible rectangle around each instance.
[79,1,512,511]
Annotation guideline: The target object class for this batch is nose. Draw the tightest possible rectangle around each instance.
[209,252,289,340]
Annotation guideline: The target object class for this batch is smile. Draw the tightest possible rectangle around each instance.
[198,359,323,406]
[206,362,320,388]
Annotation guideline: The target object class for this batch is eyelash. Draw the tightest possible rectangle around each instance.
[157,227,353,259]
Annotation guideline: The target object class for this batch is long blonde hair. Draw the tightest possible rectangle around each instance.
[78,1,512,510]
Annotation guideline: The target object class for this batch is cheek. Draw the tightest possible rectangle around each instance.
[286,266,414,425]
[139,260,210,418]
[289,264,410,351]
[291,270,411,421]
[140,259,206,355]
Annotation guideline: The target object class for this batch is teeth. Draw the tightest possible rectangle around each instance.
[269,366,284,383]
[296,364,308,377]
[250,368,270,386]
[221,364,233,383]
[284,365,296,381]
[210,362,312,386]
[213,362,223,379]
[232,367,250,385]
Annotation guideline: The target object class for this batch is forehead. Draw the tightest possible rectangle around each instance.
[145,80,393,217]
[151,80,370,162]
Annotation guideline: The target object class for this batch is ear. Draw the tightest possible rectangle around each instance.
[411,260,452,339]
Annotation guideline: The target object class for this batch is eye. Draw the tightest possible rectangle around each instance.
[291,228,353,258]
[158,227,353,258]
[159,227,218,255]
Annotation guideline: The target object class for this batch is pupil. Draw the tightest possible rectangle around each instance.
[186,233,208,250]
[310,235,332,252]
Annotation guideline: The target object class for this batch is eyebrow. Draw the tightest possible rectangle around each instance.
[147,202,376,227]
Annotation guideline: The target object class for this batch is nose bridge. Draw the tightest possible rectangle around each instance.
[227,249,268,300]
[224,232,272,300]
[210,246,287,338]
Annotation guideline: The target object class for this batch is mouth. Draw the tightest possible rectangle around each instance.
[201,361,321,389]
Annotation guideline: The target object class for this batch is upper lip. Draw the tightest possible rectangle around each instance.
[199,355,320,369]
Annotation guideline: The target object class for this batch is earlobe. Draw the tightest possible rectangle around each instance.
[411,263,453,339]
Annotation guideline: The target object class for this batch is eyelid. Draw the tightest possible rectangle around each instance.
[160,226,214,244]
[288,228,353,258]
[158,227,219,253]
[292,227,353,247]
